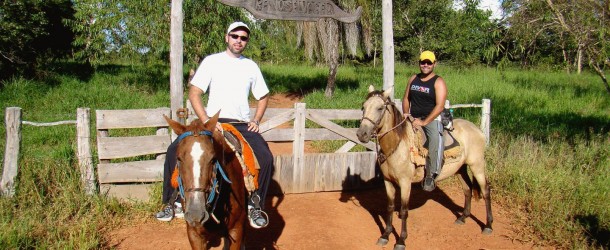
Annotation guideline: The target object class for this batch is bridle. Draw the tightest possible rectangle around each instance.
[175,130,232,223]
[361,94,407,140]
[361,94,408,163]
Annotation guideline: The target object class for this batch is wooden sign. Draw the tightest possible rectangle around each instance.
[219,0,362,23]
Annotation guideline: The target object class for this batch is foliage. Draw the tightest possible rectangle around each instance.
[0,0,75,82]
[392,0,496,65]
[499,0,610,94]
[68,0,245,67]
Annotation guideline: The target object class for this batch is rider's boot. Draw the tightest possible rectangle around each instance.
[247,190,269,228]
[422,165,437,192]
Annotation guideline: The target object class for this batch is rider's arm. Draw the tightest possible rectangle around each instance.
[188,84,210,122]
[248,94,269,132]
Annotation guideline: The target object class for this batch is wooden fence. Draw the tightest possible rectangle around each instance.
[1,99,491,201]
[1,107,95,197]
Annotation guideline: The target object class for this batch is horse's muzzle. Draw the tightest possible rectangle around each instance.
[356,126,372,143]
[185,200,210,226]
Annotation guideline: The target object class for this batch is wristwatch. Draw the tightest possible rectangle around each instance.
[252,120,259,125]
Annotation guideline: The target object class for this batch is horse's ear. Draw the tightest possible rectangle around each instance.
[368,85,375,93]
[383,86,394,98]
[164,115,187,135]
[204,111,221,131]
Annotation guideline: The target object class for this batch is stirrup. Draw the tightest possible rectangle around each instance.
[250,192,262,209]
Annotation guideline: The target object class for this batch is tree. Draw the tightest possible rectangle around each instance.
[0,0,75,81]
[289,0,373,97]
[68,0,244,67]
[501,0,610,94]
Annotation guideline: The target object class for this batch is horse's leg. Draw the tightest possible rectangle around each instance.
[227,224,244,250]
[455,164,473,225]
[377,179,396,246]
[471,162,494,234]
[186,225,206,250]
[393,180,412,250]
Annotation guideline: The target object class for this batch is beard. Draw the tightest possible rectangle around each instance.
[228,42,246,55]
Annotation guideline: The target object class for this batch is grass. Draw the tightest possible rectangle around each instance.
[1,61,609,249]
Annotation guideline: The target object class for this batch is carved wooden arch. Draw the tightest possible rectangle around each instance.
[219,0,362,23]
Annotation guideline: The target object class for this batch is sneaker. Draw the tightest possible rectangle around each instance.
[155,204,174,222]
[248,205,269,229]
[422,177,436,192]
[174,202,184,219]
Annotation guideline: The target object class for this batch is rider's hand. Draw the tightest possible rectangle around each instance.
[412,118,423,132]
[247,121,260,132]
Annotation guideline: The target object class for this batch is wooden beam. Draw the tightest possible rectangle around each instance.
[77,108,95,195]
[1,107,21,197]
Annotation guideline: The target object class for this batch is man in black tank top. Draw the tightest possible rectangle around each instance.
[402,51,448,192]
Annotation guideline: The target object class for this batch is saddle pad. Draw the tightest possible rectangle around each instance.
[220,123,260,191]
[411,129,462,165]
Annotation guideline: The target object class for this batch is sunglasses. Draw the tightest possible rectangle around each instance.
[229,33,249,42]
[419,61,434,66]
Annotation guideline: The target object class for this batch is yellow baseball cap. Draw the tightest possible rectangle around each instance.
[419,51,436,63]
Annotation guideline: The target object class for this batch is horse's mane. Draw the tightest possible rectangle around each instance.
[388,102,406,138]
[365,90,406,138]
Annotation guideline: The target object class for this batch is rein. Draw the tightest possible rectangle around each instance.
[362,95,407,163]
[175,130,232,218]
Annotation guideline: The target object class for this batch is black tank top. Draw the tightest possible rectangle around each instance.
[408,74,439,119]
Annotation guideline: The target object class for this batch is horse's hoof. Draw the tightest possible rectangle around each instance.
[393,244,406,250]
[454,218,466,225]
[376,238,388,246]
[482,227,493,235]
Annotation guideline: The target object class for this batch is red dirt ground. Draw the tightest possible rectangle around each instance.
[107,94,546,250]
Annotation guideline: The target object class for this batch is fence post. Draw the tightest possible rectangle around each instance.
[292,103,306,193]
[77,108,95,195]
[481,99,491,145]
[1,107,22,197]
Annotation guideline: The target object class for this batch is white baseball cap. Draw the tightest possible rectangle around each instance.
[227,21,250,34]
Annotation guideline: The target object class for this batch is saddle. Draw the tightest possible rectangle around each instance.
[170,123,260,193]
[408,127,462,166]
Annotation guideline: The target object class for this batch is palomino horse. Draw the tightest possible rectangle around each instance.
[356,86,493,250]
[165,113,247,250]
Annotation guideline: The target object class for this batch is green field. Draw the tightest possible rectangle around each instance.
[1,62,608,249]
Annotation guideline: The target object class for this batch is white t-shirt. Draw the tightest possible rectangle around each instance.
[190,52,269,121]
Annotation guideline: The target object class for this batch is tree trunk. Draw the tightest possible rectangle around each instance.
[317,18,339,98]
[577,44,582,75]
[590,63,610,95]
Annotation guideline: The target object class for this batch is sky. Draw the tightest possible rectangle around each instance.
[478,0,503,19]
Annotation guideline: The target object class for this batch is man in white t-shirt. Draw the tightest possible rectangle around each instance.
[156,21,272,229]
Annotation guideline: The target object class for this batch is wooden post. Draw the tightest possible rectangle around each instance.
[1,107,21,197]
[76,108,95,195]
[481,99,491,145]
[170,0,184,140]
[292,103,306,193]
[382,0,395,98]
